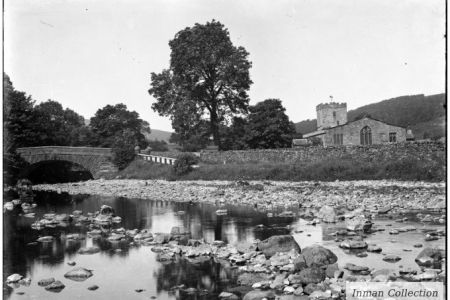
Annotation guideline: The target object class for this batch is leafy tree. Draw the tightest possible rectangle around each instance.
[33,100,85,146]
[245,99,296,149]
[220,117,249,150]
[90,103,149,148]
[3,74,40,151]
[149,20,252,149]
[147,139,169,152]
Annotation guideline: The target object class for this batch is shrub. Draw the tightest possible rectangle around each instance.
[173,153,198,175]
[112,146,136,170]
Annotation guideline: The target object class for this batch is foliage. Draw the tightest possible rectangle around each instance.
[90,103,149,148]
[3,151,29,186]
[112,129,138,170]
[244,99,296,149]
[146,139,169,152]
[3,74,40,151]
[149,20,252,148]
[168,119,211,151]
[33,100,85,146]
[220,117,249,150]
[173,153,199,175]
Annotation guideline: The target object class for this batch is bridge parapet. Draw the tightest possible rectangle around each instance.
[17,146,113,156]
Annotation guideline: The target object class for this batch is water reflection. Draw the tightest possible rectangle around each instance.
[3,191,296,299]
[3,191,445,300]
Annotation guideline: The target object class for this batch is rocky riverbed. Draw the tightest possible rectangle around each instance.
[32,179,445,211]
[4,179,446,299]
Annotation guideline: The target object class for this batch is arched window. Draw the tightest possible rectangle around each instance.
[360,126,372,145]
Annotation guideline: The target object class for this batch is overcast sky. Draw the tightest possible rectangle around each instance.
[5,0,445,132]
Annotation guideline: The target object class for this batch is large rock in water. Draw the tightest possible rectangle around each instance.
[257,235,300,257]
[346,215,372,232]
[294,245,337,270]
[415,247,445,268]
[64,267,93,282]
[317,205,337,223]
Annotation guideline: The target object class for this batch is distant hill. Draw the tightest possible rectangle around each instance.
[295,93,446,139]
[144,129,173,143]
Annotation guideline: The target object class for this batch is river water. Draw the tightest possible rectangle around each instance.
[3,191,445,299]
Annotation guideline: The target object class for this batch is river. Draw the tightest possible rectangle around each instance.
[3,191,445,299]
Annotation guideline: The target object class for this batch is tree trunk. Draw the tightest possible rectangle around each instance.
[210,110,220,149]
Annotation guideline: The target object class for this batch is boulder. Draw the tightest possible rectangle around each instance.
[297,245,337,268]
[296,267,326,285]
[243,290,276,300]
[270,253,290,267]
[344,263,369,272]
[325,263,340,278]
[339,240,367,249]
[38,278,55,286]
[45,280,65,292]
[269,273,287,290]
[382,255,401,262]
[317,206,337,223]
[64,267,93,281]
[219,292,239,300]
[415,248,444,268]
[257,235,300,257]
[346,215,372,232]
[88,285,99,291]
[6,274,23,283]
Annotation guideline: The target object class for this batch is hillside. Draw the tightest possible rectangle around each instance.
[144,129,173,142]
[295,93,446,139]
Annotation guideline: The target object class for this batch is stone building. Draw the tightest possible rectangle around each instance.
[304,102,407,146]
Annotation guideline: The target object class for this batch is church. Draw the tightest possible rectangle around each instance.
[303,102,408,146]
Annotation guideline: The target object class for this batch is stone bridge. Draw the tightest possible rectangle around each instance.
[16,146,118,179]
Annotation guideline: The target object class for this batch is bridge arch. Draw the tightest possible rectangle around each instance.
[16,146,118,179]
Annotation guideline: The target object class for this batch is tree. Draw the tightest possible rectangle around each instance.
[245,99,296,149]
[149,20,252,149]
[90,103,150,148]
[33,100,85,146]
[3,74,40,151]
[220,117,249,150]
[146,139,169,152]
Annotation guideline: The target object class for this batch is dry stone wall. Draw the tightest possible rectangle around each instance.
[199,141,445,165]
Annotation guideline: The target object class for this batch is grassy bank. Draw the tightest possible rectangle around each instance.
[107,156,445,182]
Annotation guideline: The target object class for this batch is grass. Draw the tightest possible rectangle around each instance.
[106,156,445,182]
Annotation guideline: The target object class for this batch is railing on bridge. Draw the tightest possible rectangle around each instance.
[137,153,177,165]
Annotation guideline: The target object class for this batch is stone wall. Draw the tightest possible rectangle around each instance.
[323,117,407,146]
[199,141,445,165]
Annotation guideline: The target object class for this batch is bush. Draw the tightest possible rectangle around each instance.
[173,153,198,175]
[112,145,136,170]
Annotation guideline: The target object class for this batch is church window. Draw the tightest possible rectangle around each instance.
[360,126,372,145]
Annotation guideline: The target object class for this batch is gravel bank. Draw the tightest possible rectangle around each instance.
[33,179,445,211]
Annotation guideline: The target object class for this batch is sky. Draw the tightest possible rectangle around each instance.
[4,0,446,132]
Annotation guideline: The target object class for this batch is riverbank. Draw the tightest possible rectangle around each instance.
[104,155,445,182]
[33,179,445,211]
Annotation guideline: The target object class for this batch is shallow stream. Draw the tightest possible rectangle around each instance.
[3,191,445,299]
